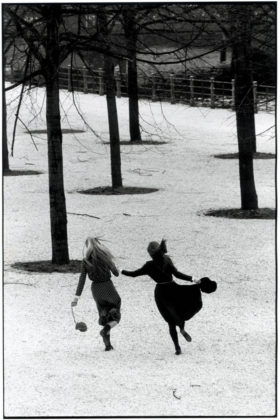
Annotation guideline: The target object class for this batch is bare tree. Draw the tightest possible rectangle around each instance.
[3,87,9,172]
[118,4,207,142]
[6,4,70,263]
[98,10,122,188]
[121,5,141,142]
[3,10,19,173]
[230,4,258,209]
[202,3,274,210]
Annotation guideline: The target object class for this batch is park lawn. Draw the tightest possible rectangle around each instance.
[3,86,276,417]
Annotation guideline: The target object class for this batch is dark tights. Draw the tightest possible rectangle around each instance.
[168,322,184,351]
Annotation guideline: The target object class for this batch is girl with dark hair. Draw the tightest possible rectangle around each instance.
[122,239,217,355]
[71,237,121,351]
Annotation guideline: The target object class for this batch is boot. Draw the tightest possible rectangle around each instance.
[180,329,192,342]
[175,346,182,355]
[100,325,113,350]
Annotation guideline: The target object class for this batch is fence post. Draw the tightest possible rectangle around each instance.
[190,75,194,106]
[67,65,73,92]
[231,79,235,111]
[210,77,215,108]
[83,66,88,94]
[152,73,157,102]
[170,72,175,104]
[253,81,258,113]
[98,68,104,96]
[115,70,121,98]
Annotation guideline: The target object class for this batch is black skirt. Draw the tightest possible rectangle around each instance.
[154,282,202,325]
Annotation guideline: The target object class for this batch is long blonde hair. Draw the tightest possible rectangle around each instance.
[83,237,115,270]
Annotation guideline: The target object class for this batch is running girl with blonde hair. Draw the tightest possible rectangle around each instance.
[71,237,121,351]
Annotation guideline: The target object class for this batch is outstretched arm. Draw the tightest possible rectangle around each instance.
[167,257,192,282]
[172,268,193,282]
[122,264,148,278]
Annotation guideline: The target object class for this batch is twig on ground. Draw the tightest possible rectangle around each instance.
[172,389,181,400]
[4,282,35,287]
[68,212,101,219]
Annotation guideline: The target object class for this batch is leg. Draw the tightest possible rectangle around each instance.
[100,327,113,351]
[179,321,192,342]
[100,321,118,351]
[168,323,181,355]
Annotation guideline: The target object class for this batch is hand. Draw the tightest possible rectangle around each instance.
[71,296,79,307]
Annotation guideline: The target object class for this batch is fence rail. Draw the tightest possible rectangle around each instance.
[6,65,275,113]
[58,66,275,113]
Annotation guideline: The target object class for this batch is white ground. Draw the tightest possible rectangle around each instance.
[4,85,276,417]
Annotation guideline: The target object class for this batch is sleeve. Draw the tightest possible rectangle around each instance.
[110,261,119,277]
[168,257,193,282]
[122,263,149,278]
[75,260,87,296]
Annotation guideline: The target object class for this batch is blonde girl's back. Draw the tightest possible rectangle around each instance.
[84,237,119,277]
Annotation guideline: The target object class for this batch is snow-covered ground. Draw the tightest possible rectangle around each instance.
[4,86,276,417]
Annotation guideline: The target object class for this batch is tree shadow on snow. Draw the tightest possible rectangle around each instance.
[214,152,275,159]
[11,260,81,273]
[4,169,43,176]
[201,208,275,219]
[77,186,159,195]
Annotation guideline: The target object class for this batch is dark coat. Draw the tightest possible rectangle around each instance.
[122,254,202,325]
[76,258,121,326]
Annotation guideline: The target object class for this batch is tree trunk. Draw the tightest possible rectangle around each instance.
[231,5,258,210]
[3,89,10,172]
[45,8,69,264]
[99,11,122,189]
[123,9,141,142]
[104,57,122,188]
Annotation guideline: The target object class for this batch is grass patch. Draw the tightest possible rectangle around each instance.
[202,208,275,219]
[11,259,81,273]
[78,186,159,195]
[214,152,275,159]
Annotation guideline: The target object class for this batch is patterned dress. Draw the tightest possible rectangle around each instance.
[76,258,121,326]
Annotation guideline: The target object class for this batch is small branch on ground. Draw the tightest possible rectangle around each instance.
[4,282,35,287]
[68,212,101,219]
[172,389,181,400]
